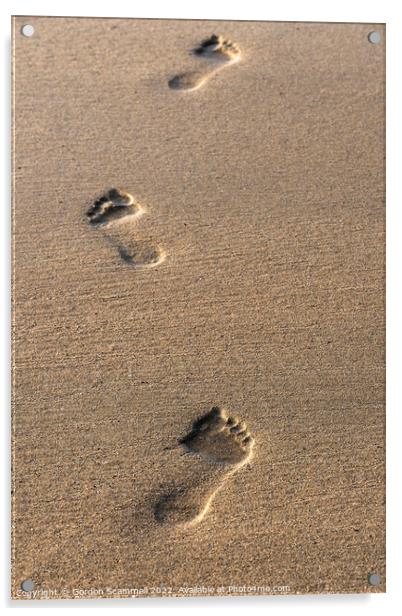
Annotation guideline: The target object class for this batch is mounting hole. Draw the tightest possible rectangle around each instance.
[368,31,380,44]
[21,579,35,592]
[21,24,35,37]
[368,573,380,586]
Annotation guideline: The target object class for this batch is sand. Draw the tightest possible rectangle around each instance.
[11,16,385,598]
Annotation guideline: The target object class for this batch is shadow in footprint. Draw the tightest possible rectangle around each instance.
[86,188,140,225]
[118,241,165,269]
[154,406,255,527]
[169,34,241,92]
[86,188,165,270]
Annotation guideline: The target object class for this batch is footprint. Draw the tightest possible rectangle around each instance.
[86,188,165,269]
[117,241,165,268]
[86,188,140,225]
[154,407,255,527]
[168,34,241,92]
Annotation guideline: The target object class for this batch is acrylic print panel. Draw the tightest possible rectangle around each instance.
[11,16,385,599]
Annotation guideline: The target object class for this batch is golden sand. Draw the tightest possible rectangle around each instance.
[12,16,385,598]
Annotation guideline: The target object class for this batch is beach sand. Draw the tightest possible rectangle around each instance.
[12,16,385,597]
